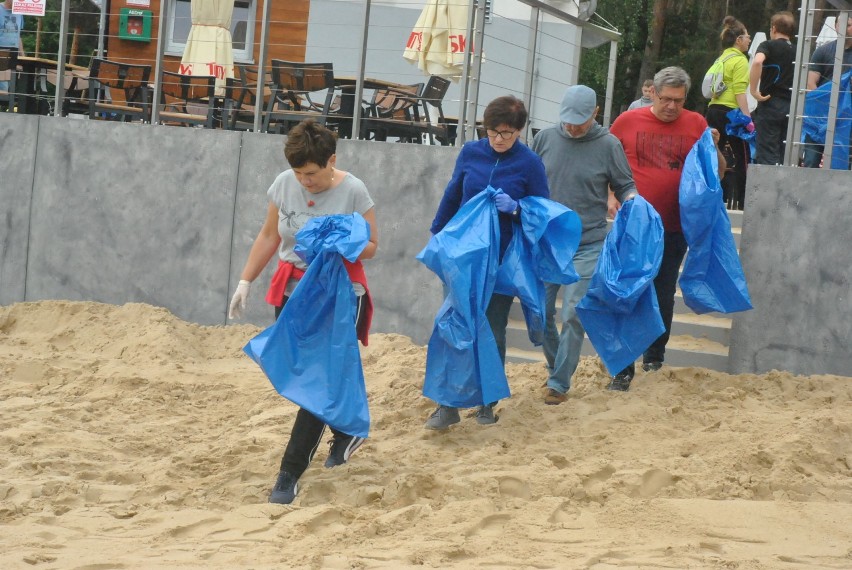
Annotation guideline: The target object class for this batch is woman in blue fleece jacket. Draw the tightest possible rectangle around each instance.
[425,95,550,429]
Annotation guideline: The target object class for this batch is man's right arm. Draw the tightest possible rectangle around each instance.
[749,52,769,101]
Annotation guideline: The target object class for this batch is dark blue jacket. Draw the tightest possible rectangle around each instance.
[430,137,550,255]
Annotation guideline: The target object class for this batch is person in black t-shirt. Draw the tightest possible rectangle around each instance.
[749,11,796,165]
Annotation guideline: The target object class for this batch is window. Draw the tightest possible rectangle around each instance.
[165,0,256,63]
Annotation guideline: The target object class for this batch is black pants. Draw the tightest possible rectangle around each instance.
[620,231,688,376]
[706,105,750,210]
[752,97,790,166]
[274,294,366,480]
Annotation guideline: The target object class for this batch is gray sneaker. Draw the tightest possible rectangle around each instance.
[424,406,460,430]
[475,404,498,425]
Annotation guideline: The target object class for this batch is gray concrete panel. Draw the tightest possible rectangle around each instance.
[26,119,242,325]
[337,140,455,345]
[729,165,852,376]
[0,114,38,305]
[227,131,291,326]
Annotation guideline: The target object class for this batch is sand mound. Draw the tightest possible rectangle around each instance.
[1,301,850,569]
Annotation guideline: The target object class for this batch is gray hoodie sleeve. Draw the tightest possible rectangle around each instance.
[607,138,637,204]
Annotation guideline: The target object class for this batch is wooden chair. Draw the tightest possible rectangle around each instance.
[0,48,18,112]
[87,58,152,122]
[264,60,337,134]
[157,70,217,128]
[222,63,272,131]
[359,83,425,143]
[416,75,453,145]
[360,75,453,145]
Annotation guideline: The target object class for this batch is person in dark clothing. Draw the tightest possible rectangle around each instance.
[749,11,796,165]
[424,95,550,429]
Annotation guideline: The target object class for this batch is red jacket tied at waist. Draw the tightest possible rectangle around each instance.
[265,259,373,345]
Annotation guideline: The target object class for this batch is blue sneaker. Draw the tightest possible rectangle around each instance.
[269,471,298,504]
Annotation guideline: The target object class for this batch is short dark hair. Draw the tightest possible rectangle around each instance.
[643,79,654,88]
[720,15,747,48]
[483,95,528,130]
[284,119,337,168]
[771,11,796,37]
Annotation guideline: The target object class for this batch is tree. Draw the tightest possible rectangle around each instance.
[21,0,100,66]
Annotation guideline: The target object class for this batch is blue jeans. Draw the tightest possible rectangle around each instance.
[543,240,604,393]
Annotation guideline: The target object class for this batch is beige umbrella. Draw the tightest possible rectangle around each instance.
[179,0,236,95]
[403,0,471,78]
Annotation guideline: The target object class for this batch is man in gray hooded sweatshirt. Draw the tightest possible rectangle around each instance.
[531,85,637,404]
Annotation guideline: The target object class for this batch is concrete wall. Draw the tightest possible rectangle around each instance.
[729,165,852,377]
[0,113,450,344]
[4,116,851,375]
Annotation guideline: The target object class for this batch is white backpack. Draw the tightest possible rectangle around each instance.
[701,53,739,99]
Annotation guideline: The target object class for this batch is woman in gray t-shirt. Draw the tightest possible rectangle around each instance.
[228,120,378,505]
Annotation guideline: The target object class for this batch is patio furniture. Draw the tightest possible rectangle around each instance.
[359,75,452,145]
[222,63,272,131]
[157,70,218,128]
[264,60,337,134]
[86,58,152,123]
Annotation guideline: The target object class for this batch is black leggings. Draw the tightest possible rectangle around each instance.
[275,294,366,480]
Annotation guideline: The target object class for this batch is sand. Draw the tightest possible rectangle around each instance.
[1,300,850,569]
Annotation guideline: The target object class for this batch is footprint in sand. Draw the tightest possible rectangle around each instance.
[465,513,512,537]
[498,476,531,499]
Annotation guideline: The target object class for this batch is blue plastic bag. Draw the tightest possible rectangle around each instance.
[801,70,852,170]
[725,108,757,160]
[494,196,581,346]
[244,214,371,438]
[576,196,665,375]
[417,187,509,408]
[679,128,753,314]
[519,196,582,286]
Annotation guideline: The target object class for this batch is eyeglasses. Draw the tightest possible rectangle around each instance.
[485,128,518,140]
[657,96,686,106]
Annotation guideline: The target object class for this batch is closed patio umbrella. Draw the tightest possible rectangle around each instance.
[180,0,235,94]
[403,0,471,78]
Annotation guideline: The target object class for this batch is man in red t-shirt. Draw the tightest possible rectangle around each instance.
[608,66,725,391]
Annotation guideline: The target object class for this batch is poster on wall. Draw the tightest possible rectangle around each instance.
[12,0,46,17]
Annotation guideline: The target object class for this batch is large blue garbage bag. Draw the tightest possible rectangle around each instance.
[520,196,582,286]
[417,187,508,408]
[244,214,371,438]
[494,197,581,346]
[679,128,753,315]
[802,70,852,170]
[576,196,665,375]
[725,108,757,160]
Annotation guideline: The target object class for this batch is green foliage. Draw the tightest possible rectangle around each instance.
[582,0,805,118]
[19,0,101,65]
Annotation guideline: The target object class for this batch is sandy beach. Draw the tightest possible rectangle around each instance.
[1,300,850,569]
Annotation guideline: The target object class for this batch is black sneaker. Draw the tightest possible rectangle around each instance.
[607,370,634,392]
[642,360,663,372]
[475,404,498,425]
[269,471,298,504]
[324,434,366,468]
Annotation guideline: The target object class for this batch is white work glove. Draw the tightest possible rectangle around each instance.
[228,280,252,319]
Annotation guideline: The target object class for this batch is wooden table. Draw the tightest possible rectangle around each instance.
[16,57,88,115]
